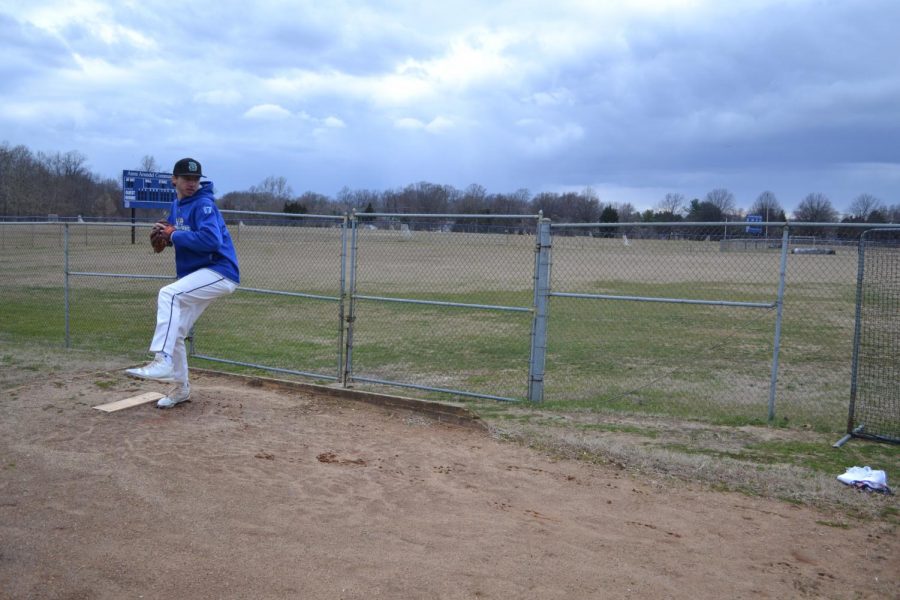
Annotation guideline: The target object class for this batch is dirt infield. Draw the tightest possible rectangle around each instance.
[1,367,897,599]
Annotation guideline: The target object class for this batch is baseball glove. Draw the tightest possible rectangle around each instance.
[150,220,175,253]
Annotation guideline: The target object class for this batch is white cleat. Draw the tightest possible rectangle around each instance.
[125,355,175,382]
[157,383,191,409]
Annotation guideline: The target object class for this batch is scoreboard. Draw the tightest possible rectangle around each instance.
[122,170,176,209]
[745,214,763,235]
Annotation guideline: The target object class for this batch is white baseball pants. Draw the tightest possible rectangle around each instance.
[149,268,237,384]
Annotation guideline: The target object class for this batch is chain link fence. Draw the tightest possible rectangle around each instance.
[1,216,896,432]
[345,215,539,401]
[547,223,784,425]
[847,228,900,443]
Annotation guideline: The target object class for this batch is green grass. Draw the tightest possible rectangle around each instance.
[741,439,899,475]
[93,378,117,389]
[0,286,67,342]
[538,280,861,429]
[0,276,864,429]
[656,439,899,474]
[815,520,851,529]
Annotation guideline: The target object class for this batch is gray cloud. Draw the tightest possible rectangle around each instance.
[1,0,898,213]
[0,13,75,86]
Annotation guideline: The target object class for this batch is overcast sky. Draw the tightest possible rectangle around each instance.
[2,0,898,213]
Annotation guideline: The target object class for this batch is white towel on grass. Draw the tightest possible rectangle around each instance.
[837,466,891,493]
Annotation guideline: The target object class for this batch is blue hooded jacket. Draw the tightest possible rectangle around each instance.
[167,181,240,283]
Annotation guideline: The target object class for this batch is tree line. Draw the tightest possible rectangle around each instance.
[215,181,900,227]
[2,143,898,226]
[0,143,122,218]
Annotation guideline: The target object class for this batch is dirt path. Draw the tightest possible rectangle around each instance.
[0,369,896,599]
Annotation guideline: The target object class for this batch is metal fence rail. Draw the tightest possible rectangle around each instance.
[2,216,899,431]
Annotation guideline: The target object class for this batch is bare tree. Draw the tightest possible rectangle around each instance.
[414,182,452,214]
[614,202,639,222]
[140,155,159,171]
[296,191,332,214]
[704,188,736,216]
[793,193,838,222]
[847,193,882,220]
[351,188,383,213]
[39,150,88,178]
[251,175,293,201]
[489,189,530,215]
[1,142,127,217]
[657,192,686,215]
[222,176,297,212]
[552,191,600,223]
[38,150,94,215]
[530,192,561,220]
[511,188,531,206]
[394,185,417,213]
[276,191,334,215]
[456,184,488,214]
[748,191,784,221]
[0,143,41,215]
[573,187,601,222]
[888,203,900,223]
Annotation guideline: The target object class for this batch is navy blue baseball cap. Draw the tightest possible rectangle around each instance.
[172,158,204,177]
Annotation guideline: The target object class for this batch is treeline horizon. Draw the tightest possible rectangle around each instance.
[2,142,898,225]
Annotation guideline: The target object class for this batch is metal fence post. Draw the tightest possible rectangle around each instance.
[342,212,359,386]
[528,216,551,402]
[767,225,790,422]
[337,214,349,380]
[846,229,868,436]
[64,223,70,348]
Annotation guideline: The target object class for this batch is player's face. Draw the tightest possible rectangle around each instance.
[173,175,201,199]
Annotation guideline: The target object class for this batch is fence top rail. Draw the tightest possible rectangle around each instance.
[357,212,542,220]
[5,217,897,229]
[0,219,334,229]
[860,227,900,239]
[59,222,155,228]
[0,221,68,226]
[552,221,770,228]
[551,221,900,229]
[221,210,346,221]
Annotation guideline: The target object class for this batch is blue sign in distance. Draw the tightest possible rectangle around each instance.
[122,170,176,209]
[746,214,763,235]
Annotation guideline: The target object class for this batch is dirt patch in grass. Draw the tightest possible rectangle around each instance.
[0,339,135,391]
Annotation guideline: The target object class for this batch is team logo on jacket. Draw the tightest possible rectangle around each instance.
[203,206,212,215]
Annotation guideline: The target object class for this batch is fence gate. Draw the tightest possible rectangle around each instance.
[846,228,900,444]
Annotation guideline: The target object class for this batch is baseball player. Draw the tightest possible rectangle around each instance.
[126,158,240,408]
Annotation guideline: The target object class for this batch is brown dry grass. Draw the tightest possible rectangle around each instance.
[478,405,899,521]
